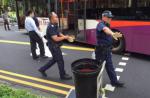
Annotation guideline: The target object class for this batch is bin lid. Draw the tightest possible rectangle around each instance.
[71,58,102,75]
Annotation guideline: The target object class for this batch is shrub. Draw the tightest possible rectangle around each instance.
[0,84,56,98]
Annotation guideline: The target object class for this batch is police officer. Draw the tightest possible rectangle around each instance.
[38,12,72,80]
[95,10,124,87]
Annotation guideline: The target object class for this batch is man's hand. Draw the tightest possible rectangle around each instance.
[65,35,75,42]
[64,35,70,40]
[112,32,122,40]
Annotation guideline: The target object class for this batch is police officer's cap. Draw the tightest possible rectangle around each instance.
[102,10,114,18]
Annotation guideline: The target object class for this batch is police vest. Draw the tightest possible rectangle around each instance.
[96,21,113,47]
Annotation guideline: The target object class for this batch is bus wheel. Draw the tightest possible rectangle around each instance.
[112,32,125,53]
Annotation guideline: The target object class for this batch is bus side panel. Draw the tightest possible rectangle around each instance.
[77,19,98,44]
[85,20,98,45]
[115,27,134,52]
[86,29,97,45]
[116,26,150,55]
[130,26,150,55]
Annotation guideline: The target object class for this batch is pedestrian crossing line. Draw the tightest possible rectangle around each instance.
[0,74,68,95]
[0,70,74,89]
[0,39,94,51]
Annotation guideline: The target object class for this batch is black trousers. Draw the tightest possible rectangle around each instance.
[95,45,118,84]
[29,31,45,59]
[39,44,66,77]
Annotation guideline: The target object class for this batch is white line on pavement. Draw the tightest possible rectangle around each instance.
[118,62,127,66]
[117,76,120,80]
[122,57,129,61]
[115,68,124,72]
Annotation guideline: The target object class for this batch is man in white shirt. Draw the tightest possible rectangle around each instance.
[25,10,48,60]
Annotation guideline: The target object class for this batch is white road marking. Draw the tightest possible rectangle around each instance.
[104,84,115,92]
[117,76,120,80]
[118,62,127,66]
[102,96,108,98]
[115,68,124,72]
[122,57,129,61]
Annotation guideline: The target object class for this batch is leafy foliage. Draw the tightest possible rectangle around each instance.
[0,84,57,98]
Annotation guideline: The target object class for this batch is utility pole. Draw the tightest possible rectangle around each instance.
[15,0,21,29]
[48,0,51,13]
[84,0,87,41]
[55,0,58,13]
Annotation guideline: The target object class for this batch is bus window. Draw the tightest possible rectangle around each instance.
[135,0,150,20]
[57,0,77,35]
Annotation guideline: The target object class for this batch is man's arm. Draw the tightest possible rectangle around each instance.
[59,33,65,37]
[51,35,69,42]
[103,27,122,40]
[31,18,42,37]
[103,27,114,36]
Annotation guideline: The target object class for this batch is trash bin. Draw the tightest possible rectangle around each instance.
[71,58,102,98]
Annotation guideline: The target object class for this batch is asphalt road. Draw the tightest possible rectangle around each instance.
[0,26,150,98]
[107,53,150,98]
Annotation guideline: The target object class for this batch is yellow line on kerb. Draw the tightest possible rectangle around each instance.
[0,40,94,51]
[0,70,74,89]
[0,75,68,95]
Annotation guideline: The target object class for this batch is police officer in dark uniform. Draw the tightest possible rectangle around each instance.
[38,12,72,80]
[95,10,124,87]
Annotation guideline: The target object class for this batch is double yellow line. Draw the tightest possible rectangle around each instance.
[0,40,94,51]
[0,70,74,95]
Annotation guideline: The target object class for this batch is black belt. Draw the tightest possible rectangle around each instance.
[96,44,111,48]
[29,31,35,33]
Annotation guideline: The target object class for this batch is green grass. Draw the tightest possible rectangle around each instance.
[0,84,57,98]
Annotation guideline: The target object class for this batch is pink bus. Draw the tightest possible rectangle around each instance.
[16,0,150,55]
[71,0,150,55]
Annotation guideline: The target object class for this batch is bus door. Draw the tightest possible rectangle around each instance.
[75,0,87,43]
[58,0,78,36]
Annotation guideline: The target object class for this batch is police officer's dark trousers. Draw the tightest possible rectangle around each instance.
[29,31,45,59]
[95,46,118,84]
[39,44,66,77]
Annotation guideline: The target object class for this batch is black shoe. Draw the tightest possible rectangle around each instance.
[40,55,48,59]
[60,74,72,80]
[111,82,124,87]
[33,56,40,60]
[38,69,47,77]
